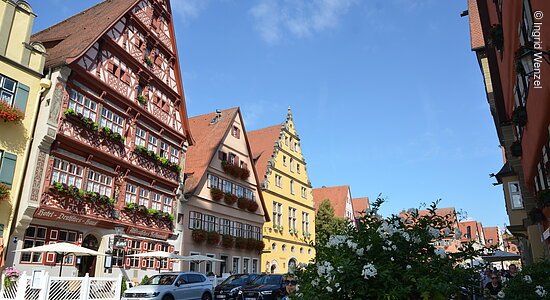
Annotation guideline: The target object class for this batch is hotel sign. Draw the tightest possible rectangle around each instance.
[34,208,101,226]
[126,227,170,240]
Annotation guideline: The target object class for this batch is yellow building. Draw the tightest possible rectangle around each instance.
[248,108,315,273]
[0,0,47,268]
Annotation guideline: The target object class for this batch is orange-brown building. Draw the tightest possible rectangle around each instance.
[483,226,504,250]
[7,0,192,280]
[467,0,550,262]
[313,186,355,222]
[352,197,370,219]
[458,221,486,245]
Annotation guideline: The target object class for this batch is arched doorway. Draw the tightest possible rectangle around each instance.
[288,258,297,273]
[78,235,99,277]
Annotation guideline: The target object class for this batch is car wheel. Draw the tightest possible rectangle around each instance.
[162,294,174,300]
[201,292,212,300]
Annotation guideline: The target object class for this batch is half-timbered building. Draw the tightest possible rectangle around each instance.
[7,0,192,281]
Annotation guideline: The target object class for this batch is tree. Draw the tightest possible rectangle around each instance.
[297,197,485,299]
[315,199,348,243]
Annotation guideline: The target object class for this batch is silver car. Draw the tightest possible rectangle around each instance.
[122,272,213,300]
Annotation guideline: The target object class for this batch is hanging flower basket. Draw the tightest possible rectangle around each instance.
[240,168,250,180]
[510,141,522,157]
[0,183,10,202]
[2,267,21,289]
[192,229,207,243]
[237,197,249,209]
[221,161,250,180]
[210,188,224,201]
[245,238,256,251]
[254,240,265,252]
[224,193,237,205]
[235,237,247,249]
[512,106,527,127]
[247,201,259,212]
[206,231,221,245]
[137,95,148,105]
[0,100,24,123]
[221,234,234,248]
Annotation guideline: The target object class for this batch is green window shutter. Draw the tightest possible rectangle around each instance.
[14,82,30,114]
[0,152,17,188]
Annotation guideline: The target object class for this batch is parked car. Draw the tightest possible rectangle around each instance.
[237,274,285,300]
[122,272,213,300]
[214,274,261,299]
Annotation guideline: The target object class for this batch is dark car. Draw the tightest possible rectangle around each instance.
[214,274,261,299]
[237,274,285,300]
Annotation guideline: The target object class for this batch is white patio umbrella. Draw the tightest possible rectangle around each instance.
[14,242,105,276]
[178,254,224,263]
[127,251,186,273]
[482,250,521,269]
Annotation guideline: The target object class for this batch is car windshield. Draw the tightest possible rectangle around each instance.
[221,274,255,285]
[252,275,281,285]
[144,275,177,285]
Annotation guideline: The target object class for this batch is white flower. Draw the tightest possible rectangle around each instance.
[407,208,418,215]
[326,286,332,292]
[311,278,320,287]
[362,263,377,279]
[427,226,440,238]
[434,247,446,258]
[497,291,505,298]
[390,257,394,261]
[535,285,547,297]
[443,228,451,236]
[335,282,340,288]
[356,248,364,256]
[406,265,412,270]
[453,229,462,240]
[523,275,533,283]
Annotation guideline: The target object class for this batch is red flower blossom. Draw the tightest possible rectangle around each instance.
[0,100,24,123]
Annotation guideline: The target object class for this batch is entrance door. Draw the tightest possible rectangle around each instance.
[78,235,99,277]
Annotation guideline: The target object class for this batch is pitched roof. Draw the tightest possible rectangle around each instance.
[418,207,458,224]
[352,197,370,218]
[468,0,485,50]
[312,186,351,218]
[184,108,270,222]
[31,0,138,68]
[247,124,283,180]
[483,227,500,247]
[185,108,239,193]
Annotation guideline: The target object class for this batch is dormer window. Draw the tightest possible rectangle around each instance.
[231,126,240,138]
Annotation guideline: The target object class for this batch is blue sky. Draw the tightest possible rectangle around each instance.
[29,0,509,228]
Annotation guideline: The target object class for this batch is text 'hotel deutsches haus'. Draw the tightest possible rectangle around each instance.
[6,0,194,280]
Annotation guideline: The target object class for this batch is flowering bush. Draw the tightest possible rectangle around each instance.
[0,100,24,123]
[295,198,485,299]
[3,267,21,288]
[501,260,550,299]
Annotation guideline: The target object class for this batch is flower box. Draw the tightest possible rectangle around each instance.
[64,108,99,131]
[247,201,259,212]
[224,193,237,205]
[101,127,126,144]
[0,183,10,202]
[235,237,247,249]
[137,95,148,105]
[512,106,527,127]
[210,188,224,201]
[237,197,249,209]
[246,238,256,251]
[221,161,250,180]
[221,234,234,248]
[207,231,221,245]
[192,229,207,243]
[134,145,182,173]
[254,240,265,252]
[144,57,153,67]
[510,141,522,157]
[0,100,24,123]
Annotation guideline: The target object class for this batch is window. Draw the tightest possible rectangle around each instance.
[21,226,47,263]
[283,156,287,166]
[252,259,258,273]
[100,107,123,134]
[51,158,83,188]
[509,181,523,209]
[148,134,158,153]
[232,257,240,274]
[285,136,289,146]
[0,151,17,188]
[0,74,17,105]
[170,148,179,164]
[189,211,203,229]
[68,89,97,121]
[139,188,150,206]
[282,244,286,252]
[189,252,200,272]
[300,247,303,254]
[206,254,215,274]
[163,196,172,213]
[151,193,162,210]
[302,212,309,234]
[301,187,307,198]
[288,207,296,230]
[231,126,240,138]
[243,258,249,274]
[275,175,282,188]
[290,158,295,172]
[204,215,217,232]
[293,142,298,151]
[297,163,301,174]
[86,169,113,197]
[135,127,146,146]
[290,180,295,195]
[219,218,231,235]
[273,202,282,226]
[125,183,137,204]
[160,141,170,159]
[272,243,277,250]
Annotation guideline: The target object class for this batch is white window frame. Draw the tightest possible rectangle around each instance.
[508,181,524,209]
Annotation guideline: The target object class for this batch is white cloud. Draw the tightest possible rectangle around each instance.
[250,0,358,44]
[170,0,209,21]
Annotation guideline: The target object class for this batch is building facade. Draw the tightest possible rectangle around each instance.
[483,226,504,250]
[313,185,356,222]
[248,109,315,274]
[0,0,46,268]
[182,108,268,275]
[6,0,192,281]
[468,0,550,262]
[458,221,486,247]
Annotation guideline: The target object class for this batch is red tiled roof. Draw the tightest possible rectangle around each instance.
[31,0,138,68]
[185,107,269,221]
[418,207,458,224]
[483,226,499,247]
[312,186,351,218]
[248,125,283,180]
[352,197,370,218]
[468,0,485,50]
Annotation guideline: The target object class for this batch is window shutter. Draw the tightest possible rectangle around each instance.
[106,61,114,73]
[218,151,224,160]
[13,83,30,114]
[237,128,241,139]
[0,152,17,187]
[234,156,239,166]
